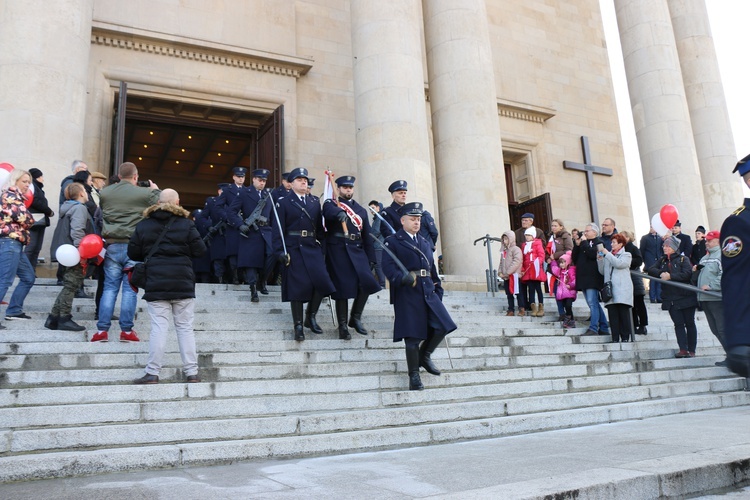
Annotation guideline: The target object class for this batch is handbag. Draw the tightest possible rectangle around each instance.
[599,265,614,302]
[129,216,175,289]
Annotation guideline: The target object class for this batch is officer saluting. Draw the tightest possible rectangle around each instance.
[381,202,456,390]
[381,180,439,250]
[273,167,336,341]
[228,169,274,302]
[721,153,750,376]
[322,175,381,339]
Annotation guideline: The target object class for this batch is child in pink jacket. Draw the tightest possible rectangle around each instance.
[549,251,577,329]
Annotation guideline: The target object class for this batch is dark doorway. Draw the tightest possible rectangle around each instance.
[111,88,283,211]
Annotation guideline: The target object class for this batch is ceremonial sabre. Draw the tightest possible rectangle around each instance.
[268,190,288,259]
[369,234,409,276]
[368,205,396,236]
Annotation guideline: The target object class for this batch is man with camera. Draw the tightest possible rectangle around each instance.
[91,162,160,343]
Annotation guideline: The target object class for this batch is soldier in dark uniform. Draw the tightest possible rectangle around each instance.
[381,180,439,250]
[273,167,336,341]
[721,153,750,377]
[218,166,246,284]
[205,185,228,283]
[381,202,457,390]
[322,175,381,340]
[191,208,212,283]
[228,169,274,302]
[271,172,291,202]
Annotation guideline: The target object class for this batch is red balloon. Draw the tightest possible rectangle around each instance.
[659,204,679,229]
[24,183,34,208]
[79,234,104,259]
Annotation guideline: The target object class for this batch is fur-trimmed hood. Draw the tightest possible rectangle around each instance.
[142,202,191,218]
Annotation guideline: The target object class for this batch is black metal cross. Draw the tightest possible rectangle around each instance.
[562,136,613,226]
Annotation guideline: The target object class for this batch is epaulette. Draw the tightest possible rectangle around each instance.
[731,205,746,216]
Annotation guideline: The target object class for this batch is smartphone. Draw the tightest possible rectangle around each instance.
[596,243,604,251]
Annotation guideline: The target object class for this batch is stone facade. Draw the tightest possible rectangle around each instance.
[0,0,736,279]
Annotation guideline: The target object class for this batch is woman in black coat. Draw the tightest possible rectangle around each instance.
[623,231,648,335]
[648,235,698,358]
[73,171,98,220]
[25,168,55,269]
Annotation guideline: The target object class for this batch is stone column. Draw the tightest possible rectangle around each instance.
[350,1,434,212]
[668,0,743,228]
[0,0,93,187]
[423,0,509,276]
[614,0,708,229]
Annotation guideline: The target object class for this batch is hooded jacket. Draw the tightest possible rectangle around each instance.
[127,203,206,302]
[498,230,522,277]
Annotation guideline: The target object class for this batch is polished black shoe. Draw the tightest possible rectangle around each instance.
[294,323,305,341]
[338,325,351,340]
[304,314,323,334]
[133,374,159,384]
[420,355,441,376]
[75,289,93,299]
[186,375,201,383]
[44,314,59,330]
[250,285,260,303]
[5,312,32,320]
[409,373,424,391]
[348,316,368,335]
[57,315,86,332]
[258,284,269,295]
[635,326,648,335]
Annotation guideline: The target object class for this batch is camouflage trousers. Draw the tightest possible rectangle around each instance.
[51,264,84,317]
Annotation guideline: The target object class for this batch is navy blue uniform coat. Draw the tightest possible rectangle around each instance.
[721,198,750,349]
[218,185,242,258]
[204,196,226,261]
[381,202,438,247]
[322,197,381,300]
[382,230,456,341]
[192,210,212,274]
[273,193,335,302]
[228,188,273,269]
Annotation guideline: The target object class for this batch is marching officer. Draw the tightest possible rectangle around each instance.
[381,202,456,390]
[322,175,381,340]
[228,169,274,302]
[191,208,212,283]
[271,172,292,202]
[204,185,228,283]
[381,180,439,250]
[273,167,336,341]
[721,153,750,377]
[218,166,247,284]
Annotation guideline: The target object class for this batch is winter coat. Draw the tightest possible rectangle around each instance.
[127,203,206,302]
[572,237,604,291]
[498,230,522,278]
[28,179,54,227]
[625,241,646,296]
[639,232,663,268]
[549,230,574,260]
[50,200,95,258]
[690,238,707,266]
[600,229,618,251]
[100,181,161,242]
[674,232,693,258]
[597,249,633,306]
[648,253,697,310]
[520,238,546,282]
[695,244,722,302]
[0,187,34,244]
[514,226,545,249]
[549,260,577,300]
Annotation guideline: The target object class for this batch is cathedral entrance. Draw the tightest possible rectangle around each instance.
[110,84,283,211]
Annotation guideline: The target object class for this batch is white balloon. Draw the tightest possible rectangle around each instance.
[651,212,670,237]
[56,244,80,267]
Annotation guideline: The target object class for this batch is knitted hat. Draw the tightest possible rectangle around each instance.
[664,236,680,252]
[524,228,536,237]
[29,168,43,180]
[559,251,572,265]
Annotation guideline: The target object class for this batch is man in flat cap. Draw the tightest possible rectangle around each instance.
[513,212,544,246]
[273,167,336,341]
[721,153,750,377]
[381,180,439,251]
[228,169,274,302]
[382,202,456,391]
[322,175,381,339]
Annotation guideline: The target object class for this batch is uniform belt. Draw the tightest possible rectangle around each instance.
[332,233,361,240]
[288,230,316,238]
[411,269,430,277]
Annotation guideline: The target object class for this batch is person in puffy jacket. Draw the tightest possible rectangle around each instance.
[520,228,546,317]
[498,230,523,316]
[549,251,577,329]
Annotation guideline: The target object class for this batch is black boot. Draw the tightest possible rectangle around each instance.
[304,292,324,334]
[250,285,259,303]
[57,315,86,332]
[405,344,424,390]
[258,281,269,295]
[348,289,369,335]
[291,301,304,341]
[44,314,59,330]
[336,300,351,340]
[231,268,240,285]
[419,332,447,376]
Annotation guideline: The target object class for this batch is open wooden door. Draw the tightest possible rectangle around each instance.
[510,193,553,235]
[255,105,284,187]
[112,82,128,174]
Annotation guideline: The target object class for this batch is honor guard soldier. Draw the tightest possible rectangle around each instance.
[218,166,247,284]
[205,184,229,283]
[381,180,439,250]
[381,202,456,390]
[271,172,292,202]
[191,209,212,283]
[273,167,336,341]
[322,175,381,340]
[721,153,750,377]
[228,169,274,302]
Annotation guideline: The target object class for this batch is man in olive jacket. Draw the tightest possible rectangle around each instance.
[129,189,206,384]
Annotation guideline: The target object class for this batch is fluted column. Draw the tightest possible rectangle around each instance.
[0,0,93,187]
[423,0,509,276]
[614,0,708,229]
[350,1,434,211]
[668,0,743,229]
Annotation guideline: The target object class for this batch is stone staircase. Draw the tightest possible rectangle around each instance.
[0,279,746,483]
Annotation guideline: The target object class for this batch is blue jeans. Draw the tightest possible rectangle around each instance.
[0,238,35,316]
[97,243,137,332]
[649,281,662,302]
[584,288,609,333]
